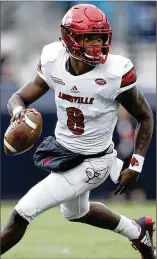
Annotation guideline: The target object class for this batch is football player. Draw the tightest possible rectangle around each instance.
[1,4,155,259]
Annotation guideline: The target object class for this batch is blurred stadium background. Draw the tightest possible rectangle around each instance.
[1,1,156,259]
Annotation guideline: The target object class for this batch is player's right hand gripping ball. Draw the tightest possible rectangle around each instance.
[4,110,42,155]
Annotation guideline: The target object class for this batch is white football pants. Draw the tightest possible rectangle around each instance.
[15,150,123,223]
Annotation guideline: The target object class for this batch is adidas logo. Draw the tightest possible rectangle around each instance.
[70,86,80,93]
[141,231,152,247]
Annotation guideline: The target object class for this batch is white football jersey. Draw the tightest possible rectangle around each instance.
[37,42,137,155]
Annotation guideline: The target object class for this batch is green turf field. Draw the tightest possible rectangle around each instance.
[1,201,156,259]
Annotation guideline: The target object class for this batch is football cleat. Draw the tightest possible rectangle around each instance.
[131,216,156,259]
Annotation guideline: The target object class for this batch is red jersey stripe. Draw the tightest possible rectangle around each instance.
[121,67,137,88]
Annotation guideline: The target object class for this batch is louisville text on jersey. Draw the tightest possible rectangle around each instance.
[58,92,94,104]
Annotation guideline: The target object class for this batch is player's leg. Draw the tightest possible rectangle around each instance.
[61,193,140,239]
[60,152,155,259]
[70,201,140,237]
[0,172,77,255]
[69,202,155,258]
[1,210,28,254]
[60,151,123,230]
[1,152,112,255]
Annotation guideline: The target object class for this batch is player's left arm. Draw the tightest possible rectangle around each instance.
[116,85,154,156]
[114,85,154,195]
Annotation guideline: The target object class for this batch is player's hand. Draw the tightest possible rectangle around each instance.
[114,168,139,195]
[11,108,38,124]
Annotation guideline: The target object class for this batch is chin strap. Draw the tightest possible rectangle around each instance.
[84,52,105,64]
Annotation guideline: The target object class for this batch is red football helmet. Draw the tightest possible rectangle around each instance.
[60,4,112,65]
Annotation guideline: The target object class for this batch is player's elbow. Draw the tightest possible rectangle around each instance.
[144,107,153,122]
[137,108,154,128]
[146,109,154,129]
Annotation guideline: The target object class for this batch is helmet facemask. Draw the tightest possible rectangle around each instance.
[61,25,112,66]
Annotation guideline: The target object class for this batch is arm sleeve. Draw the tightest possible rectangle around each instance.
[37,58,47,83]
[36,42,63,89]
[112,59,137,100]
[37,45,53,87]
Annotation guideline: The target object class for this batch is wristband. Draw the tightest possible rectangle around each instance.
[129,154,145,173]
[13,106,24,116]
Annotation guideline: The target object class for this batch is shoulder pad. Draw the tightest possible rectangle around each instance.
[41,42,64,66]
[104,54,133,77]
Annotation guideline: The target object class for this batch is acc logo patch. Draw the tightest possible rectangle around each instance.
[95,78,106,85]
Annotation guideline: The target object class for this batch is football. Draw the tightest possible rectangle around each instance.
[4,110,43,156]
